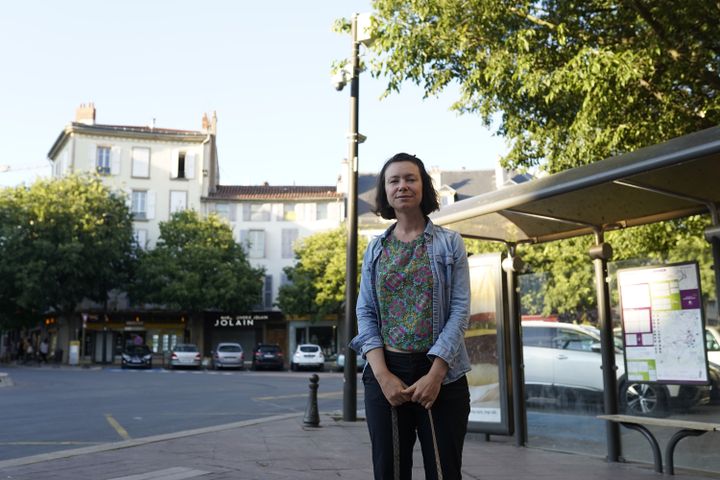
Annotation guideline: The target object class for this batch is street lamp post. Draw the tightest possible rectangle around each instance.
[335,13,371,422]
[342,13,361,422]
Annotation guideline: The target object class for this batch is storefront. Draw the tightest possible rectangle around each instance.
[81,312,189,364]
[204,311,286,358]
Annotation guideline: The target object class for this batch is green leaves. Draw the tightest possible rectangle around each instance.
[130,210,264,313]
[276,227,368,319]
[0,175,134,327]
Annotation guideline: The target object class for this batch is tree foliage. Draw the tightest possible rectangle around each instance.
[0,175,134,328]
[131,211,264,313]
[357,1,720,315]
[277,227,368,319]
[367,0,720,173]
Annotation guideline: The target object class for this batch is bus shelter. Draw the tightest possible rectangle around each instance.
[429,126,720,462]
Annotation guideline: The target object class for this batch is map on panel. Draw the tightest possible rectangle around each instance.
[617,262,709,384]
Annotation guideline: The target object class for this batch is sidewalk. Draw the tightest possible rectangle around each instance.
[0,412,717,480]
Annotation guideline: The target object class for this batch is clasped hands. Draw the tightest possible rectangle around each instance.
[377,370,442,409]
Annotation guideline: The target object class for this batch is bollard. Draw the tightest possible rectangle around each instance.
[303,373,320,427]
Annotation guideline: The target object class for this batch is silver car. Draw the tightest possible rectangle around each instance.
[211,343,245,370]
[167,343,202,369]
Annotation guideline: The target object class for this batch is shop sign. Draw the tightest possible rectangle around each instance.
[214,315,256,327]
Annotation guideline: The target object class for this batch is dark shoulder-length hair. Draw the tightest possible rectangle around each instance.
[373,152,440,220]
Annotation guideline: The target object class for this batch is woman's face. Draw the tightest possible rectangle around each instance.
[384,161,423,214]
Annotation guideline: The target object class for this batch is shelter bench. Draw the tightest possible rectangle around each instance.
[598,414,720,475]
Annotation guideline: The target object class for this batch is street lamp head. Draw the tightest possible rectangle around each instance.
[331,70,349,91]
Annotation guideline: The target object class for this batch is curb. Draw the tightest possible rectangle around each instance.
[0,412,303,470]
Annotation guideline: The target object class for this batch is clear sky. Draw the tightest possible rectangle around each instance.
[0,0,508,188]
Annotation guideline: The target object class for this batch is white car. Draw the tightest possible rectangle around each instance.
[522,321,709,416]
[167,343,202,369]
[291,344,325,371]
[336,352,367,372]
[706,326,720,365]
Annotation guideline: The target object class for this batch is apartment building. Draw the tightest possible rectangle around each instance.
[203,185,344,356]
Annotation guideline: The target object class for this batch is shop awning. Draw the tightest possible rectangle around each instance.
[430,126,720,244]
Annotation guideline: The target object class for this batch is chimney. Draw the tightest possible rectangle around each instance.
[202,112,209,132]
[210,111,218,134]
[75,102,96,125]
[429,166,442,192]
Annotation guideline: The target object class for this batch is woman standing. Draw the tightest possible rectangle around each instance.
[350,153,471,480]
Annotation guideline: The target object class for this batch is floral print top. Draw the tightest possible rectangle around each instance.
[377,233,433,352]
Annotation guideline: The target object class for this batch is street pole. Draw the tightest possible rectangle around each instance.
[343,13,360,422]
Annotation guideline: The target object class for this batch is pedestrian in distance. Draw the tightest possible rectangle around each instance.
[350,153,472,480]
[39,338,49,364]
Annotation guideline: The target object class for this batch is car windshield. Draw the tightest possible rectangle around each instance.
[219,345,242,352]
[299,346,319,353]
[175,345,198,352]
[125,345,151,355]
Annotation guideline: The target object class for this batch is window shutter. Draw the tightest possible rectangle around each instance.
[89,144,97,172]
[307,203,317,221]
[229,204,236,222]
[242,203,251,221]
[170,149,179,178]
[185,152,195,179]
[146,190,156,219]
[295,203,305,222]
[239,229,248,248]
[111,147,121,175]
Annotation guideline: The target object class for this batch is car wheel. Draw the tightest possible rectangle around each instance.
[291,362,297,372]
[620,381,669,417]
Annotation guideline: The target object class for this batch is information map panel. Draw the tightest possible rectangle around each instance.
[617,262,709,384]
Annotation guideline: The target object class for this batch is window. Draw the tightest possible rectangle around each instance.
[521,326,555,348]
[131,191,147,219]
[216,203,235,221]
[281,228,298,258]
[96,146,111,175]
[316,203,328,220]
[263,275,273,309]
[171,150,195,179]
[241,229,266,258]
[242,203,271,222]
[169,190,187,214]
[131,147,150,178]
[131,190,154,220]
[133,229,148,249]
[282,203,296,221]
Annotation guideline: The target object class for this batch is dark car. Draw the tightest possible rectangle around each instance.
[121,345,153,369]
[251,344,284,371]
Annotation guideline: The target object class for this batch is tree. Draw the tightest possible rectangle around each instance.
[130,210,264,314]
[365,0,720,173]
[352,2,720,313]
[277,227,368,319]
[0,175,134,328]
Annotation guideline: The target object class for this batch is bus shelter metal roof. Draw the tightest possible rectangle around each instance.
[430,126,720,243]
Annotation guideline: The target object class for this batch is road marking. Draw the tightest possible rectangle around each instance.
[0,441,99,446]
[253,390,361,401]
[107,466,210,480]
[105,414,131,440]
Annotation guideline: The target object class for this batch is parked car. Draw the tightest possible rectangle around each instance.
[167,343,202,369]
[522,321,710,417]
[291,344,325,371]
[251,344,284,371]
[211,343,245,370]
[121,344,153,369]
[336,351,366,372]
[706,326,720,365]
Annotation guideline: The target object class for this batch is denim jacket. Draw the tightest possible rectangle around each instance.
[349,219,471,384]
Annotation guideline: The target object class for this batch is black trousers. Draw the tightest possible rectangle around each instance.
[363,350,470,480]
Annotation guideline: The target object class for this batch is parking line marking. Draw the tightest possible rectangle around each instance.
[253,390,363,401]
[105,414,131,440]
[0,441,99,446]
[107,466,210,480]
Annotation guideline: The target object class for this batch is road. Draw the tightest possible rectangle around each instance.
[2,365,719,473]
[0,366,361,461]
